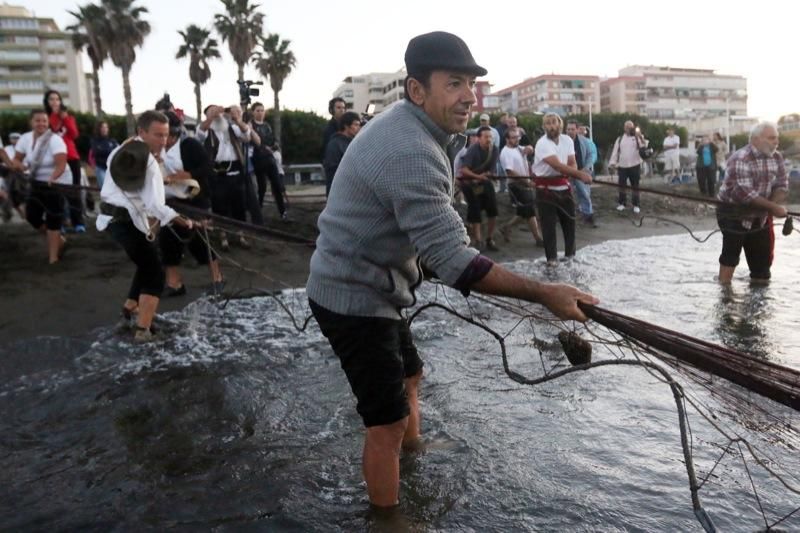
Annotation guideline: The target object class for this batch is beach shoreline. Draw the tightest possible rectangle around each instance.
[0,181,719,345]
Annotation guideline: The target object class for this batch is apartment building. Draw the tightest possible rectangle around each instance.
[488,74,601,115]
[0,4,90,113]
[601,65,750,133]
[332,70,405,115]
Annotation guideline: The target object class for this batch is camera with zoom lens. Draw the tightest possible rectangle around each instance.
[237,79,262,107]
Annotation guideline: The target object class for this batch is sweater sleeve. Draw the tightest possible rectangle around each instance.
[373,148,477,287]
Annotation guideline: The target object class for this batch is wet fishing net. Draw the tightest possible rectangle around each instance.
[403,281,800,532]
[183,215,800,532]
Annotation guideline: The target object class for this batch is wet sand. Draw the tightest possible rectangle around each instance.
[0,180,718,345]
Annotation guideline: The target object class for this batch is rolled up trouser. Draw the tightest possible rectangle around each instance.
[109,219,165,300]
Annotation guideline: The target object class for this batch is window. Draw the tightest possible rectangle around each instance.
[0,18,38,30]
[0,50,42,61]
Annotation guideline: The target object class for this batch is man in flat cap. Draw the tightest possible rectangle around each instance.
[307,31,598,509]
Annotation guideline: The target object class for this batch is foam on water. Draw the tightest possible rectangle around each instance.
[1,233,799,531]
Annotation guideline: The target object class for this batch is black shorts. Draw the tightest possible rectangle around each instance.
[26,183,63,231]
[508,182,536,219]
[717,211,772,280]
[309,299,424,427]
[461,182,498,223]
[159,224,216,266]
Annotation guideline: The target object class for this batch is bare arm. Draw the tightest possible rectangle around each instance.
[750,195,787,217]
[49,153,67,183]
[542,155,592,183]
[461,166,489,181]
[472,264,599,322]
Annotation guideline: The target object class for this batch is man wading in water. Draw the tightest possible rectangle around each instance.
[306,31,598,513]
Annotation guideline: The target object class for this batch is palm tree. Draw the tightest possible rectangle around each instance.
[214,0,264,82]
[252,33,296,146]
[176,25,220,121]
[66,3,108,117]
[100,0,150,135]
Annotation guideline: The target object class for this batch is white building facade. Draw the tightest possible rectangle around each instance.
[0,4,90,113]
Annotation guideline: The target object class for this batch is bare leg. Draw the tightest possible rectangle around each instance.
[718,265,735,284]
[165,265,183,289]
[486,217,496,242]
[402,370,423,449]
[46,230,63,264]
[471,223,482,245]
[208,259,223,283]
[500,216,519,242]
[136,294,159,330]
[363,417,408,507]
[526,217,543,242]
[123,298,138,314]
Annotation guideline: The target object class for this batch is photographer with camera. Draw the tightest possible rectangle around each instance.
[609,120,648,214]
[249,102,287,219]
[195,104,252,250]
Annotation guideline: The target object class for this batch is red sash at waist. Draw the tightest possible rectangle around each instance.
[533,176,570,189]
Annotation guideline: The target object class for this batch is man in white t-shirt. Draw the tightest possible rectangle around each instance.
[532,113,592,266]
[498,127,543,246]
[662,127,681,184]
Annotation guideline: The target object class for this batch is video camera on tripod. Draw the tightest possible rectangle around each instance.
[237,79,263,108]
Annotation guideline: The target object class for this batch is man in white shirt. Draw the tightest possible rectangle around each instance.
[498,127,543,246]
[97,110,194,342]
[195,104,253,250]
[662,127,681,184]
[609,120,646,213]
[532,113,592,266]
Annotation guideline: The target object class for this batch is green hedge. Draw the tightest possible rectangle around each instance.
[1,109,327,164]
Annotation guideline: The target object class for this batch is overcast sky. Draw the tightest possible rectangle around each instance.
[23,0,799,121]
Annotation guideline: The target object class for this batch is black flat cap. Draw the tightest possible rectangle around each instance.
[404,31,487,77]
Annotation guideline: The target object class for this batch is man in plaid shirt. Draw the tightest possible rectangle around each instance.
[716,122,788,283]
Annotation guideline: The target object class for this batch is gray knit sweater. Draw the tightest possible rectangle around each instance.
[306,100,478,319]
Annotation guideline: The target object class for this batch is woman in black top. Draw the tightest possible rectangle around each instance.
[89,121,118,188]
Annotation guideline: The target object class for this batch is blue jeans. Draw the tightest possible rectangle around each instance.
[571,178,593,215]
[95,167,106,189]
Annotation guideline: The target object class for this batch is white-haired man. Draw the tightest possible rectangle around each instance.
[716,122,788,283]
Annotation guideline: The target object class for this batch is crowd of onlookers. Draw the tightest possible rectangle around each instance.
[1,90,737,267]
[0,89,291,263]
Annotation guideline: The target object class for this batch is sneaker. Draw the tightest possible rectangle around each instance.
[486,239,500,252]
[280,211,289,221]
[633,206,641,214]
[220,236,230,251]
[133,326,154,343]
[616,204,625,212]
[164,285,187,298]
[238,235,251,249]
[74,224,86,233]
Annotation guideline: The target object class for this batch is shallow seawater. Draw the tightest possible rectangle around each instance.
[1,232,799,531]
